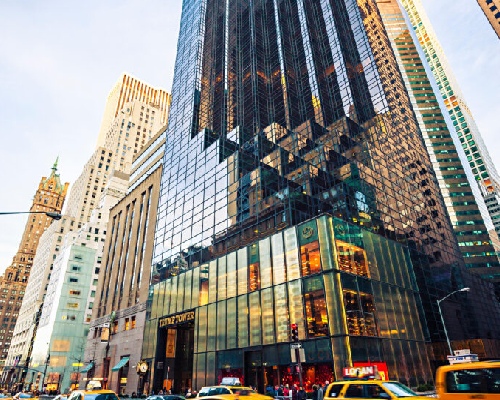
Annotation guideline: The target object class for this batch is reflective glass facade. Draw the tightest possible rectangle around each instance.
[146,216,432,390]
[149,0,496,391]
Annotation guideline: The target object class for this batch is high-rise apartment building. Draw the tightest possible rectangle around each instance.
[477,0,500,39]
[144,0,500,392]
[399,0,500,251]
[0,161,68,366]
[96,73,170,148]
[376,0,500,281]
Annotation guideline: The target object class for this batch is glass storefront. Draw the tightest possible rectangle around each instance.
[145,216,433,393]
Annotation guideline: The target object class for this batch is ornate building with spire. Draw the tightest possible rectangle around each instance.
[0,160,68,366]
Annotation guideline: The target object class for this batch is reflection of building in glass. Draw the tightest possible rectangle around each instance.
[147,0,500,393]
[376,0,500,282]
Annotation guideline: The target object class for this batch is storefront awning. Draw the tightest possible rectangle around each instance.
[111,357,130,371]
[81,362,94,373]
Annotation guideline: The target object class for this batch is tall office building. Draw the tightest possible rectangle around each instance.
[5,75,170,393]
[399,0,500,246]
[476,0,500,39]
[0,161,68,365]
[145,0,500,392]
[96,73,170,148]
[376,0,500,281]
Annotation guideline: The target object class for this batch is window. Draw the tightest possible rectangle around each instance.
[300,241,321,276]
[69,290,81,296]
[131,316,136,329]
[69,278,78,283]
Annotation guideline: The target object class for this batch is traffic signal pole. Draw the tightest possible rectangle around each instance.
[290,324,303,388]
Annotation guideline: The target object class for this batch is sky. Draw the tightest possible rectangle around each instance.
[0,0,499,275]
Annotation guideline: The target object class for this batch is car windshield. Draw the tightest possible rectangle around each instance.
[232,389,256,396]
[382,382,419,397]
[84,394,119,400]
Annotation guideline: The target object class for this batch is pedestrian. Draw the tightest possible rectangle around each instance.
[312,385,319,400]
[283,384,290,398]
[322,381,329,398]
[297,387,307,400]
[291,384,298,400]
[277,385,284,397]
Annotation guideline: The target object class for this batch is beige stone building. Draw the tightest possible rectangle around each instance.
[82,127,166,395]
[96,73,170,148]
[477,0,500,39]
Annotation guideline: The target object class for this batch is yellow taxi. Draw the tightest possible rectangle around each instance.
[66,389,119,400]
[197,386,268,400]
[324,380,430,399]
[435,360,500,399]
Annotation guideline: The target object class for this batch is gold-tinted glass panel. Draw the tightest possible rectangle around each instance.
[227,252,237,299]
[259,238,272,288]
[218,256,227,301]
[249,291,262,346]
[227,297,237,348]
[288,280,304,340]
[272,232,286,285]
[274,284,289,342]
[169,275,179,314]
[261,288,275,345]
[237,248,248,295]
[237,295,249,348]
[197,305,208,353]
[207,303,216,351]
[208,260,217,304]
[336,240,369,277]
[217,301,226,350]
[303,277,328,337]
[284,227,301,280]
[199,264,209,306]
[301,241,322,276]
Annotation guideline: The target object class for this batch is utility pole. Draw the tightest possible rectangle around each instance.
[41,353,50,393]
[290,324,303,388]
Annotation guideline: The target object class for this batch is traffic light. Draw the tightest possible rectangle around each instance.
[290,323,299,342]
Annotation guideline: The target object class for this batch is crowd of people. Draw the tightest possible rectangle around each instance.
[265,381,330,400]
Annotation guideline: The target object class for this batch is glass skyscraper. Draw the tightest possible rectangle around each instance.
[146,0,500,392]
[399,0,500,255]
[376,0,500,282]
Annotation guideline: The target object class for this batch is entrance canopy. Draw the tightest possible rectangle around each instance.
[111,357,130,371]
[81,362,94,373]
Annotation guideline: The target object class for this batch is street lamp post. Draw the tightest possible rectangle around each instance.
[41,353,50,393]
[437,287,470,356]
[0,211,62,220]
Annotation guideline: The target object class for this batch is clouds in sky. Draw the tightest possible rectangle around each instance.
[0,0,182,273]
[0,0,499,275]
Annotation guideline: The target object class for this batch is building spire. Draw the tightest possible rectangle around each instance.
[52,156,59,172]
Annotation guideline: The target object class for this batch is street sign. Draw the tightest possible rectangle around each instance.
[290,348,306,362]
[291,343,302,349]
[447,354,478,364]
